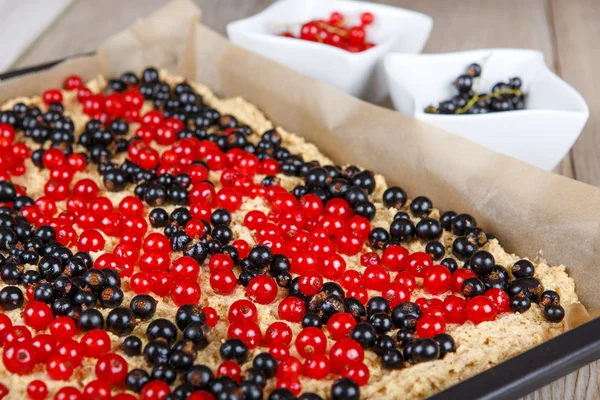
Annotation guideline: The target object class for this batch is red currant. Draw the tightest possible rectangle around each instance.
[210,268,237,295]
[329,339,364,373]
[23,301,53,330]
[228,299,258,323]
[416,315,446,338]
[484,288,510,314]
[423,265,453,295]
[450,268,478,293]
[278,296,306,323]
[46,354,74,380]
[2,342,36,374]
[171,278,201,306]
[467,295,498,324]
[80,329,111,358]
[217,360,242,383]
[443,295,468,324]
[95,352,128,385]
[303,354,331,380]
[327,312,356,340]
[295,327,327,358]
[140,380,171,400]
[265,321,293,347]
[245,275,278,305]
[27,380,48,400]
[343,361,370,386]
[227,321,262,349]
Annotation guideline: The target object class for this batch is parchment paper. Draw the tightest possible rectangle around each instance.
[2,0,599,322]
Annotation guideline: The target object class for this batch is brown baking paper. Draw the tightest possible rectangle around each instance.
[2,0,599,320]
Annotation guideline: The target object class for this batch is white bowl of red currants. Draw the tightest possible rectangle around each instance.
[383,49,589,170]
[226,0,433,103]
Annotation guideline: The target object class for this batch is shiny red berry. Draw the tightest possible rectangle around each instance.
[245,275,278,305]
[466,296,498,324]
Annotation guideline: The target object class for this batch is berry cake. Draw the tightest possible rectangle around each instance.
[0,68,578,400]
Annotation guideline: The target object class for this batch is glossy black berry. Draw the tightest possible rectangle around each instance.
[439,211,457,230]
[185,364,214,389]
[382,186,407,209]
[130,294,156,319]
[369,312,393,334]
[396,329,414,347]
[434,333,456,357]
[38,255,63,281]
[0,286,23,310]
[368,227,390,249]
[220,338,248,364]
[415,218,442,241]
[176,304,206,331]
[302,312,322,329]
[78,308,104,331]
[0,228,17,251]
[144,184,168,207]
[374,334,396,356]
[331,378,360,400]
[410,338,440,363]
[540,290,560,307]
[389,219,415,242]
[452,236,477,261]
[381,348,404,369]
[509,295,531,313]
[544,304,565,323]
[391,302,421,330]
[99,286,124,308]
[462,278,485,298]
[106,307,135,336]
[248,245,272,268]
[367,296,390,315]
[451,214,477,236]
[126,368,150,393]
[350,323,377,348]
[147,318,178,345]
[351,170,375,194]
[507,277,544,302]
[182,323,209,349]
[469,250,495,277]
[144,340,171,366]
[343,297,366,321]
[424,241,445,261]
[512,259,535,278]
[122,335,143,356]
[0,181,17,202]
[410,196,432,217]
[151,363,177,384]
[83,268,105,291]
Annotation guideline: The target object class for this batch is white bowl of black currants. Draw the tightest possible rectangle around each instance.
[383,49,589,170]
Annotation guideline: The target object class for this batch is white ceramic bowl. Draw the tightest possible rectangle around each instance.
[384,49,589,170]
[227,0,432,103]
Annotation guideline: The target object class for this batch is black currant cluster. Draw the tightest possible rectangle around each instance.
[8,99,77,163]
[425,62,526,114]
[354,298,455,368]
[370,192,447,260]
[134,171,192,206]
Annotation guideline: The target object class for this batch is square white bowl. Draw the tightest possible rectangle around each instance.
[384,49,589,170]
[227,0,432,103]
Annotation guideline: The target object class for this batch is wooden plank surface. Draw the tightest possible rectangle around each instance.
[11,0,599,398]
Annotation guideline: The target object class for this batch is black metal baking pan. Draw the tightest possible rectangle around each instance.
[3,58,600,400]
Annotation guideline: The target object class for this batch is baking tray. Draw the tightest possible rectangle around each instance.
[4,58,600,400]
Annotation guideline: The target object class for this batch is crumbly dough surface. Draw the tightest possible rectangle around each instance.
[0,71,579,399]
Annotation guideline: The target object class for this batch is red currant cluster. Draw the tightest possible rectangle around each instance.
[281,11,376,53]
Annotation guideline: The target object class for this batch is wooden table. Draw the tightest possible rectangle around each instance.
[12,0,600,398]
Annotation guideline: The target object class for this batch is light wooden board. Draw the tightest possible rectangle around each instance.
[11,0,600,398]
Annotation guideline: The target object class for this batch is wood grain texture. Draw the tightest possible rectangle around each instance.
[12,0,599,398]
[550,0,600,186]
